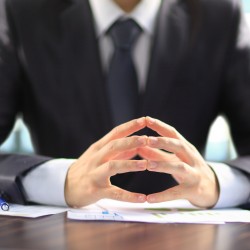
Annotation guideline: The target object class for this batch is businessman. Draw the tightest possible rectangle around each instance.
[0,0,250,208]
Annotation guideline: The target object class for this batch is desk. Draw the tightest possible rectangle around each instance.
[0,213,249,250]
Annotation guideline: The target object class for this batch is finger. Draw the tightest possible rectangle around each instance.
[104,186,147,203]
[146,116,186,141]
[147,185,188,203]
[99,135,147,161]
[98,160,147,179]
[147,161,196,183]
[147,137,194,164]
[100,117,146,146]
[113,148,138,160]
[137,147,177,161]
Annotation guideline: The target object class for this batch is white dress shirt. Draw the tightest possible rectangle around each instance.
[22,0,250,207]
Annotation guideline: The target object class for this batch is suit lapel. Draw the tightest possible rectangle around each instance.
[59,0,191,132]
[142,0,190,117]
[59,0,113,135]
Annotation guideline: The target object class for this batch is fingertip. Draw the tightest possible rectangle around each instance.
[146,195,156,203]
[137,136,148,146]
[147,136,158,146]
[136,117,146,127]
[146,116,156,126]
[137,194,147,202]
[137,160,147,170]
[147,161,158,170]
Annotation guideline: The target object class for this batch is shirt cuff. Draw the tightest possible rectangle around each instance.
[21,159,75,206]
[209,162,250,208]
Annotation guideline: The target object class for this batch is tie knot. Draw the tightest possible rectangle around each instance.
[108,19,142,50]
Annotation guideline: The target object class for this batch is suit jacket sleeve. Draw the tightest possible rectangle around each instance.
[222,2,250,177]
[219,1,250,208]
[0,0,51,204]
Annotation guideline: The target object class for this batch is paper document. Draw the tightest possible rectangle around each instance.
[0,203,68,218]
[1,199,250,223]
[67,199,250,224]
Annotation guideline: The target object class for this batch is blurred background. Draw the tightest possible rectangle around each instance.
[0,0,250,161]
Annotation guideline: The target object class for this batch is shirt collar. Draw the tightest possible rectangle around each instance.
[88,0,162,37]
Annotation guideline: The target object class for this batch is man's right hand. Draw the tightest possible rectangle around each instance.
[65,117,147,208]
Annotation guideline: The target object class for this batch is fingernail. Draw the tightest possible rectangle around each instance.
[147,195,155,202]
[138,195,146,202]
[149,161,158,169]
[137,117,145,126]
[138,137,146,145]
[137,161,146,169]
[147,116,155,125]
[148,137,158,146]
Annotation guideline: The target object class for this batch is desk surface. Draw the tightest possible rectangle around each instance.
[0,213,249,250]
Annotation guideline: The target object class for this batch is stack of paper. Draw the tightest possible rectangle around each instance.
[1,199,250,224]
[0,204,68,218]
[67,199,250,224]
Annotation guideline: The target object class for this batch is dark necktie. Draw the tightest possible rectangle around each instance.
[107,19,142,126]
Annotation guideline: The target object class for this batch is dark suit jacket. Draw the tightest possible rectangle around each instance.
[0,0,250,204]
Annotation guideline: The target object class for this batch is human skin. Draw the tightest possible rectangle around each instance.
[65,118,148,208]
[141,117,219,208]
[65,117,219,208]
[113,0,141,12]
[65,0,219,209]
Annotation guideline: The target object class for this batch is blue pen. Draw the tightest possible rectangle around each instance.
[0,197,9,211]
